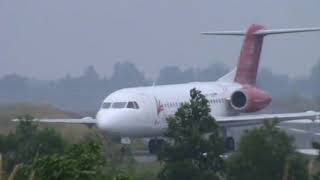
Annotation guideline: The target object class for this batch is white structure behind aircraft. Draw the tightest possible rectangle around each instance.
[13,24,320,154]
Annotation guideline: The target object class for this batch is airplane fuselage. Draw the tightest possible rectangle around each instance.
[96,81,242,137]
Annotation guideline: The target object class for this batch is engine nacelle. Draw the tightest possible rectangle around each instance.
[230,86,272,113]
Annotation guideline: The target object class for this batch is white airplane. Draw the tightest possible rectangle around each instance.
[13,24,320,154]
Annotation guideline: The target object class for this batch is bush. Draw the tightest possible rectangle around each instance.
[226,121,308,180]
[0,115,67,177]
[34,133,106,180]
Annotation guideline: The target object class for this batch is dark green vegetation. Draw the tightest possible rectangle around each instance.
[34,134,105,180]
[226,121,309,180]
[310,142,320,180]
[0,115,101,179]
[158,88,225,180]
[0,115,160,180]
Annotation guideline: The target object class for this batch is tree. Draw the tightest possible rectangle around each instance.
[310,142,320,180]
[0,115,67,172]
[158,88,225,180]
[226,121,308,180]
[157,66,195,85]
[34,133,106,180]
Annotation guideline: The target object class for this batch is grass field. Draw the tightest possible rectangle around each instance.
[0,102,92,142]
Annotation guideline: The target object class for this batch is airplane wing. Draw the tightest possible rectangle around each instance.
[296,149,319,156]
[215,111,320,127]
[280,119,320,125]
[12,117,96,124]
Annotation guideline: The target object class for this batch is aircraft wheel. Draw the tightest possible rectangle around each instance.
[157,139,165,152]
[225,137,235,152]
[148,139,157,154]
[120,145,131,155]
[148,139,165,154]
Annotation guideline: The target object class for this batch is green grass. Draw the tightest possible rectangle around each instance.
[0,102,91,142]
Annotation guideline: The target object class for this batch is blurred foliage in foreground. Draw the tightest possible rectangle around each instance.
[1,112,320,180]
[0,115,158,180]
[226,121,309,180]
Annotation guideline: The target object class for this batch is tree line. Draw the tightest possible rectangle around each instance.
[0,61,319,112]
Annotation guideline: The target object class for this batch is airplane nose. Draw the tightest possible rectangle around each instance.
[96,110,129,135]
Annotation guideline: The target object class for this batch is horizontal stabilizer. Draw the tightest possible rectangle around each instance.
[202,31,246,36]
[256,27,320,36]
[202,27,320,36]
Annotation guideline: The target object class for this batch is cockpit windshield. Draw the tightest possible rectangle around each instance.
[102,102,111,109]
[112,102,127,109]
[101,101,140,109]
[127,101,139,109]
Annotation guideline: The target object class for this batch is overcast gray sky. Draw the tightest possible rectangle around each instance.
[0,0,319,80]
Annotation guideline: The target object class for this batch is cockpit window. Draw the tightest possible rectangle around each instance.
[133,102,139,109]
[112,102,127,109]
[102,102,111,109]
[127,102,135,109]
[127,101,139,109]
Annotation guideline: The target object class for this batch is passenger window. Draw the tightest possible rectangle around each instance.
[112,102,127,109]
[102,102,111,109]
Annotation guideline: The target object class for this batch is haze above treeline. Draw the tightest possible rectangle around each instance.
[0,61,319,112]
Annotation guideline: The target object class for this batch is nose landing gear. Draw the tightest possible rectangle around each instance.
[148,139,165,154]
[219,127,236,152]
[225,136,235,152]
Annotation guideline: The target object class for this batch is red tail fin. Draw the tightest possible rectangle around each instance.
[203,24,320,85]
[234,24,265,85]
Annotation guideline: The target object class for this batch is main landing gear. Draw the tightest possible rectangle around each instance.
[148,139,165,154]
[220,127,236,152]
[225,136,235,152]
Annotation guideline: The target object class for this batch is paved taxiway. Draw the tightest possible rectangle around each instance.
[133,122,320,163]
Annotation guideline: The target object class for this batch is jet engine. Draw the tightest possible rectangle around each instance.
[230,86,272,113]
